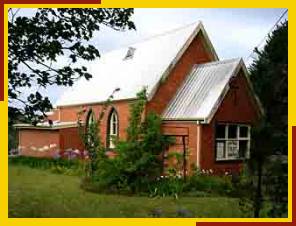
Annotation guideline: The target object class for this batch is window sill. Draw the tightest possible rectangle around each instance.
[215,158,248,163]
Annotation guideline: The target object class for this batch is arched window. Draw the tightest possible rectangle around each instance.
[86,110,95,130]
[85,109,95,146]
[107,108,118,149]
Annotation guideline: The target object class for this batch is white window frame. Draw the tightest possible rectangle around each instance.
[86,110,96,147]
[87,112,95,126]
[108,110,118,149]
[215,124,251,161]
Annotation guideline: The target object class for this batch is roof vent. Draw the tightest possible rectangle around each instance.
[123,47,136,60]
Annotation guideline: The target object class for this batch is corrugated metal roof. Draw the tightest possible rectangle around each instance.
[55,22,218,107]
[162,58,242,122]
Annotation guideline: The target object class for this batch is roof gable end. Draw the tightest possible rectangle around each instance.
[162,58,264,123]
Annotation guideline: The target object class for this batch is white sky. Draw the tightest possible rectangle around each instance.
[12,8,288,106]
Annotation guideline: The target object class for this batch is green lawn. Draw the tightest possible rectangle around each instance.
[9,165,244,218]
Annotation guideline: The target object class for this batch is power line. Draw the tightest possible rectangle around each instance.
[246,9,288,63]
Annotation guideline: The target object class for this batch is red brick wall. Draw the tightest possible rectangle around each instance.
[146,33,214,115]
[18,99,134,157]
[58,100,133,147]
[18,129,60,158]
[47,108,60,121]
[59,105,84,122]
[199,70,261,174]
[19,127,85,157]
[60,127,84,151]
[162,121,198,174]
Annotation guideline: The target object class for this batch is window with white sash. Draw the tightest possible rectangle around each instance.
[215,124,251,161]
[108,109,118,149]
[86,110,95,147]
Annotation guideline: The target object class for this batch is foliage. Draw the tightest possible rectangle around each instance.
[230,164,257,217]
[9,164,247,218]
[8,124,18,151]
[234,161,287,217]
[264,158,288,217]
[77,88,120,177]
[9,156,83,176]
[9,8,135,124]
[247,21,288,217]
[147,167,233,199]
[8,110,26,152]
[149,176,184,199]
[82,88,174,194]
[249,21,288,155]
[183,169,233,196]
[166,149,188,178]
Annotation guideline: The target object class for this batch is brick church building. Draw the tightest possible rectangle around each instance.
[14,22,263,174]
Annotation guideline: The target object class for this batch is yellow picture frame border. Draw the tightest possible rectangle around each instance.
[1,3,292,226]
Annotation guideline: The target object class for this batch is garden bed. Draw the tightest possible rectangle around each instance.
[9,164,245,218]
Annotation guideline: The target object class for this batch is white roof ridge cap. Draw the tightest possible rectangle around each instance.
[85,21,201,59]
[104,21,201,53]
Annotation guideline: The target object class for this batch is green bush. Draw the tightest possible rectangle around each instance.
[144,170,234,198]
[148,176,184,198]
[81,88,174,195]
[183,171,233,196]
[9,156,83,176]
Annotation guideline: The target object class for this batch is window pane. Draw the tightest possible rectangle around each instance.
[216,125,226,138]
[239,140,248,158]
[226,140,239,159]
[87,112,94,125]
[112,122,116,135]
[216,141,226,160]
[109,120,112,133]
[228,125,237,138]
[240,126,249,138]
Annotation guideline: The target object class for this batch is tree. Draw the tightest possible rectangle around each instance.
[249,21,288,155]
[79,89,174,194]
[248,21,288,217]
[8,8,135,124]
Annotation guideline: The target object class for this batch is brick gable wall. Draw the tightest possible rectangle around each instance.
[199,70,261,174]
[146,33,214,115]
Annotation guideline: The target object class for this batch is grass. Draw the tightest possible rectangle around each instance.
[9,164,245,218]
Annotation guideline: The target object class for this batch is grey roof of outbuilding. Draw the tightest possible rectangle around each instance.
[162,58,244,122]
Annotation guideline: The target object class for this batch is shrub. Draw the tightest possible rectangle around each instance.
[9,156,83,176]
[183,170,233,196]
[148,176,184,198]
[147,167,234,199]
[81,88,174,194]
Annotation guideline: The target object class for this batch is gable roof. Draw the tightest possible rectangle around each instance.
[162,58,264,123]
[55,22,218,107]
